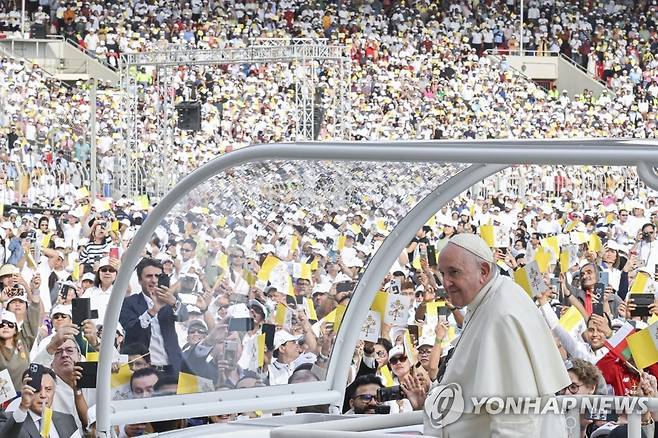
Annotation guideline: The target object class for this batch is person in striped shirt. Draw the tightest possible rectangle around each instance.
[78,220,112,271]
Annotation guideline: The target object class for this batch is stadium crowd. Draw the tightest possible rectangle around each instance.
[0,0,656,205]
[0,0,656,437]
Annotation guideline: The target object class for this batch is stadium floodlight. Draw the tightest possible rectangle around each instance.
[95,139,658,438]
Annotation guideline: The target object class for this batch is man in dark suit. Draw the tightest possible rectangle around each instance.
[0,367,81,438]
[119,258,183,375]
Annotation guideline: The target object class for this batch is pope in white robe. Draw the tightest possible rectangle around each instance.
[424,234,570,437]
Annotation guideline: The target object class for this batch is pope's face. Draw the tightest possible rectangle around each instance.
[438,244,491,308]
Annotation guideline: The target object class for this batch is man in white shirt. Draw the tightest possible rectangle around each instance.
[0,366,81,438]
[267,330,316,386]
[119,258,183,375]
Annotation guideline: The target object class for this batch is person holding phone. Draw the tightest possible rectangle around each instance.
[564,263,622,319]
[78,219,112,269]
[119,258,184,376]
[268,329,316,385]
[379,346,424,412]
[599,241,628,298]
[0,368,81,438]
[213,246,249,296]
[0,310,30,389]
[81,256,119,324]
[636,223,658,269]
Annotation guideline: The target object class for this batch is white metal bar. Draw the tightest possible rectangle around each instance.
[271,411,423,434]
[637,162,658,192]
[110,389,343,426]
[628,413,642,438]
[273,430,420,438]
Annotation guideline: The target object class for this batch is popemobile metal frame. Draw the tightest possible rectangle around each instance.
[96,139,658,438]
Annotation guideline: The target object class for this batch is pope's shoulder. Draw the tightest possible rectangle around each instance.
[487,275,540,318]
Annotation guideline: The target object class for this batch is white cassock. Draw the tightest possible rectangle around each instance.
[424,273,570,437]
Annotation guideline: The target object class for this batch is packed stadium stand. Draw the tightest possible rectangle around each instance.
[0,1,658,437]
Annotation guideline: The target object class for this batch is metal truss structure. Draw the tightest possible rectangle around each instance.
[117,39,350,199]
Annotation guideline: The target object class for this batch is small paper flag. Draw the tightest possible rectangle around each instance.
[300,263,312,281]
[135,194,149,210]
[534,247,552,273]
[86,351,99,362]
[275,304,292,327]
[0,369,16,404]
[111,364,132,389]
[323,308,336,323]
[76,187,90,199]
[334,304,347,332]
[176,372,214,395]
[337,235,346,251]
[480,225,495,248]
[257,333,266,368]
[380,365,395,387]
[310,257,319,271]
[40,406,53,437]
[513,260,545,297]
[627,322,658,369]
[370,291,388,317]
[541,236,559,259]
[257,255,282,282]
[290,235,299,252]
[216,252,229,271]
[570,231,588,245]
[383,294,411,325]
[304,297,318,322]
[630,272,651,294]
[589,234,602,252]
[559,306,584,334]
[425,300,445,321]
[94,199,111,212]
[412,252,422,270]
[559,250,571,273]
[403,329,417,364]
[41,233,51,249]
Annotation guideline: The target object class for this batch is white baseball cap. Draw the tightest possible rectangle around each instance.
[0,310,17,325]
[273,330,303,352]
[81,272,96,283]
[50,304,72,318]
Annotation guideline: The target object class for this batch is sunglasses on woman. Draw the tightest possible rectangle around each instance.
[389,355,408,365]
[0,321,16,329]
[100,267,117,273]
